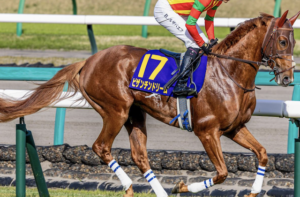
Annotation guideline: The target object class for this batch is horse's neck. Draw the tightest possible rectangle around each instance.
[224,27,267,89]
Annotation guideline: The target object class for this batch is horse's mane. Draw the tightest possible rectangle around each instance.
[212,13,274,54]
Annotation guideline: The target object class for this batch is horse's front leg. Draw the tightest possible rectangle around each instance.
[172,128,228,194]
[225,126,268,197]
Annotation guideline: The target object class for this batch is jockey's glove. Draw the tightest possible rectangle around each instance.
[210,38,218,47]
[200,38,218,54]
[200,43,212,54]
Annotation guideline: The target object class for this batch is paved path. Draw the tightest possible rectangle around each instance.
[0,49,92,59]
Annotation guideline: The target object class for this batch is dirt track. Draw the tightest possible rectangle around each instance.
[0,80,294,154]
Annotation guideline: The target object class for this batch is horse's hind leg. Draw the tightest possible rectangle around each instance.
[225,126,268,197]
[92,109,134,197]
[124,105,168,197]
[172,128,228,194]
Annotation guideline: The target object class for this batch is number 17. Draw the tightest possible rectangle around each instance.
[138,54,168,80]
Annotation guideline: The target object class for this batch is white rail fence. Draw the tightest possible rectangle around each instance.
[1,89,300,119]
[0,14,299,28]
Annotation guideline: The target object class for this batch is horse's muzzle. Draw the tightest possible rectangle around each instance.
[282,76,291,86]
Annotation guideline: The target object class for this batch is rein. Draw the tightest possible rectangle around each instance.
[210,52,268,66]
[215,58,256,92]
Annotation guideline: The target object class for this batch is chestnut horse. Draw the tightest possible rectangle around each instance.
[0,12,299,197]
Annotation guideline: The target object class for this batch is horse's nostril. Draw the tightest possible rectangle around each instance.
[283,76,290,85]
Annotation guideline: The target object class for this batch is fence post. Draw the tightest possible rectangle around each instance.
[72,0,98,55]
[87,25,98,55]
[16,0,26,37]
[142,0,152,38]
[273,0,282,18]
[287,84,300,154]
[295,133,300,197]
[53,83,68,145]
[26,130,49,197]
[16,117,26,197]
[72,0,77,15]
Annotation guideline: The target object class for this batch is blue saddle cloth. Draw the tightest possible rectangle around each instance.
[129,50,207,99]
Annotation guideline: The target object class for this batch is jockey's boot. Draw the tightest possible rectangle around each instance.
[173,47,200,96]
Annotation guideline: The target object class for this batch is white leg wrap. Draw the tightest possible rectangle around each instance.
[108,160,132,191]
[188,178,214,193]
[251,165,266,194]
[144,169,168,197]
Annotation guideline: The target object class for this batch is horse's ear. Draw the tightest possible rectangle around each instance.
[289,11,300,26]
[278,10,289,27]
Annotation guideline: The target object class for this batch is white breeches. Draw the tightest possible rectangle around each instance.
[154,0,209,49]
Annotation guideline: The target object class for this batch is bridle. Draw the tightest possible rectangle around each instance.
[210,17,296,90]
[261,18,295,81]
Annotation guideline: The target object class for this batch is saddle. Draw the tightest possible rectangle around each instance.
[159,49,184,69]
[159,49,202,132]
[129,49,207,132]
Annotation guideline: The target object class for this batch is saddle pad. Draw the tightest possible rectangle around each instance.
[129,50,207,98]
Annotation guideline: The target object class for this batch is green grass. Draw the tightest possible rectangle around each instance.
[0,23,230,52]
[0,23,232,37]
[0,0,299,54]
[0,186,156,197]
[0,23,299,55]
[0,0,299,18]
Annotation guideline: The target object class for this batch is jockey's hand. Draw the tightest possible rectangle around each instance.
[210,38,218,47]
[201,38,219,54]
[200,43,212,54]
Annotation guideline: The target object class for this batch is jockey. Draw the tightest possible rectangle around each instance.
[154,0,230,96]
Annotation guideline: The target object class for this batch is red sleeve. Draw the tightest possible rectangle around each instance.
[205,20,215,41]
[185,0,214,47]
[186,24,205,46]
[205,1,221,40]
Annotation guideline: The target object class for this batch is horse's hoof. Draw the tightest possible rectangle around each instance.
[123,194,133,197]
[172,180,186,194]
[244,193,258,197]
[123,185,134,197]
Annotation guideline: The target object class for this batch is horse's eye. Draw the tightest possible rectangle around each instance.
[280,40,287,47]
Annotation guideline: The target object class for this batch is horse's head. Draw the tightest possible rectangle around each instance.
[262,11,300,86]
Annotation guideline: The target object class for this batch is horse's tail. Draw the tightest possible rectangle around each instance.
[0,61,86,122]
